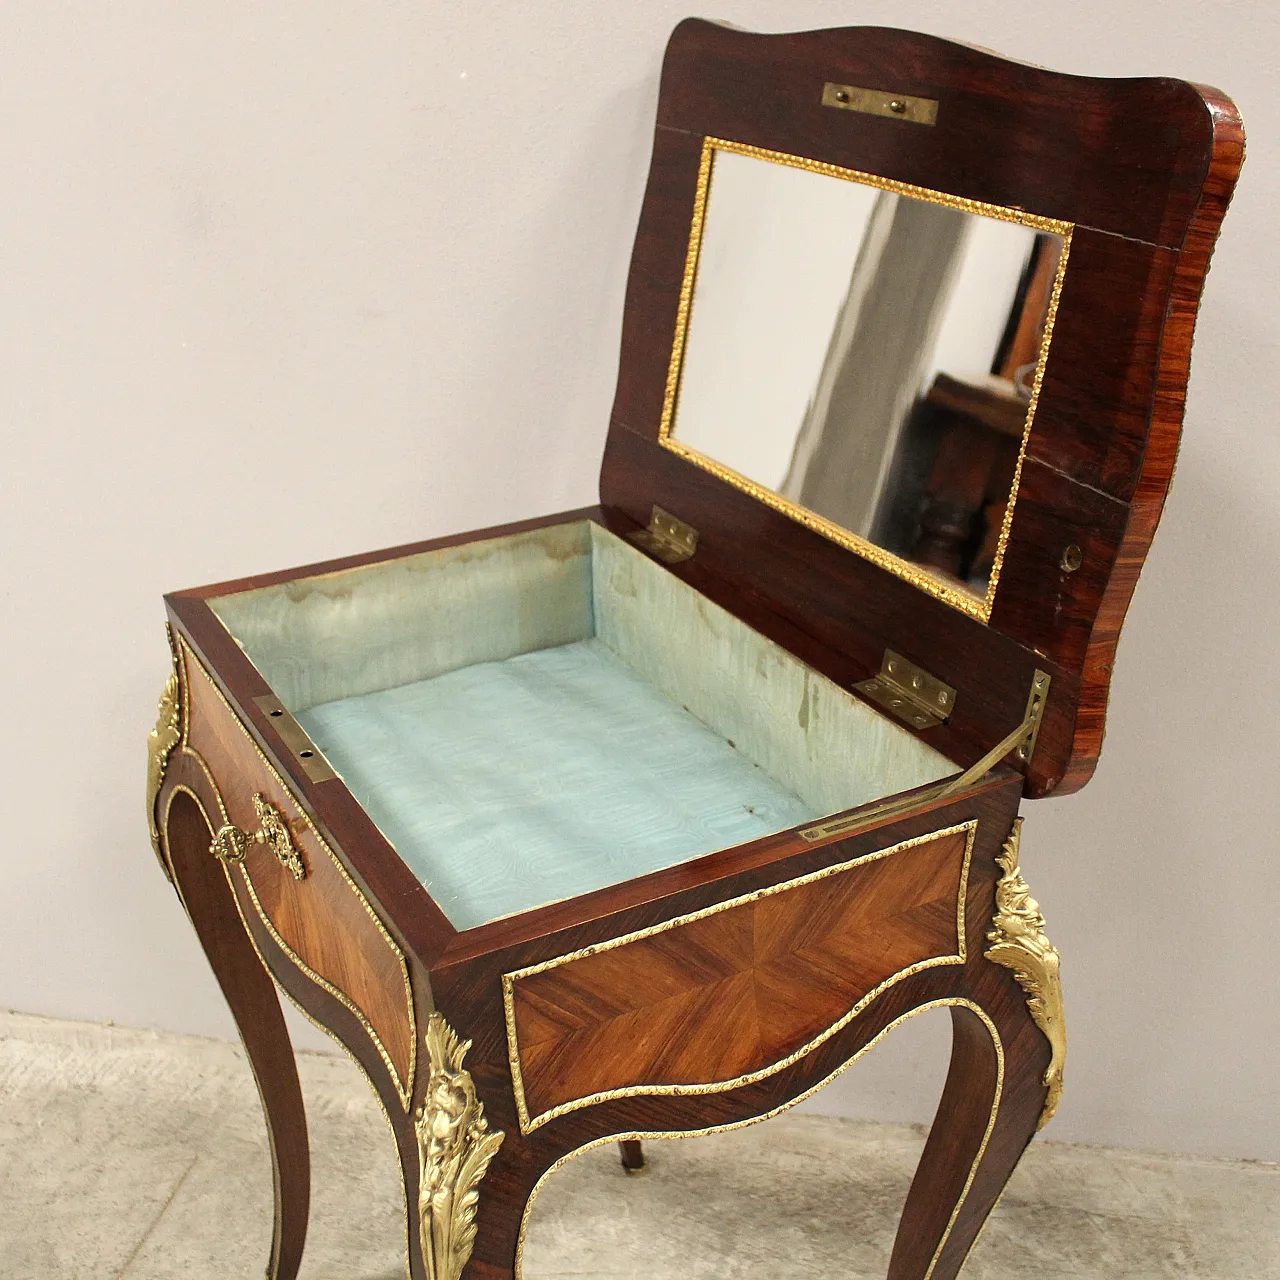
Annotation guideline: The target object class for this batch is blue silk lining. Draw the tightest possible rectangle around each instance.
[211,519,954,932]
[297,638,817,930]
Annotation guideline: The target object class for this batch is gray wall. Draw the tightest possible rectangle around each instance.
[2,1,1275,1162]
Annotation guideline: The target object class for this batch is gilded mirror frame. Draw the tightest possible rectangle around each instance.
[658,138,1074,622]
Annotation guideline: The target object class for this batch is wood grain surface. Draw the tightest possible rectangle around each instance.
[600,19,1245,797]
[180,637,418,1103]
[507,825,972,1127]
[161,787,311,1280]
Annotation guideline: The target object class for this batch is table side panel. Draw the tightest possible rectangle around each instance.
[179,637,418,1105]
[505,823,973,1131]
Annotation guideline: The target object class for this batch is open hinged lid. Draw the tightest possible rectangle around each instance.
[600,19,1243,798]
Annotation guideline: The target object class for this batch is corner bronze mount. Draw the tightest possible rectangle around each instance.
[985,819,1066,1127]
[146,668,182,862]
[210,794,307,881]
[415,1014,505,1280]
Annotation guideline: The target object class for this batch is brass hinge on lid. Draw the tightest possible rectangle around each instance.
[627,505,699,564]
[855,651,956,730]
[856,651,1050,780]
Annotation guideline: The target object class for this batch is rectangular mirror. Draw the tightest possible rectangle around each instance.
[661,140,1072,619]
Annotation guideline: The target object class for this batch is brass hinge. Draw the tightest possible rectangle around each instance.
[855,651,956,730]
[627,505,698,564]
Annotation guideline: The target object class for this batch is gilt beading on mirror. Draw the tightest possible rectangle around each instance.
[661,139,1072,619]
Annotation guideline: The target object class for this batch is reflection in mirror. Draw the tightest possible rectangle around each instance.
[665,143,1070,615]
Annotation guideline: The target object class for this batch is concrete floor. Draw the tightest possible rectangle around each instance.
[1,1011,1276,1279]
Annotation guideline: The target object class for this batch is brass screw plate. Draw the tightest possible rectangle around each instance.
[822,83,939,126]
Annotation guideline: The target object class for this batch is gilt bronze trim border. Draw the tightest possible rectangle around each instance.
[199,791,417,1280]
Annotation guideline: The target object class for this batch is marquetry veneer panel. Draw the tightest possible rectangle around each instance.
[179,640,417,1105]
[505,823,974,1130]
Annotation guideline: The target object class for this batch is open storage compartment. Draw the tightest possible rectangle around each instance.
[209,517,953,928]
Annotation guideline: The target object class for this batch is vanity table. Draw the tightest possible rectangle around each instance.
[145,21,1242,1280]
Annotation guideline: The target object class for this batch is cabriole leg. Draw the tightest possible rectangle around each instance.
[889,819,1065,1280]
[162,789,311,1280]
[886,999,1046,1279]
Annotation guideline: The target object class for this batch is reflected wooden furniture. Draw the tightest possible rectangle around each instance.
[907,373,1026,581]
[905,223,1067,582]
[145,21,1242,1280]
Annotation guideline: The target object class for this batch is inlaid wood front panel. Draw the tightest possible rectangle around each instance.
[178,639,417,1106]
[504,823,974,1131]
